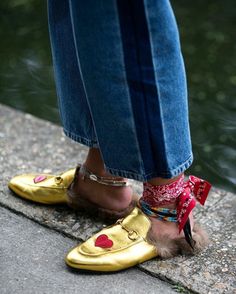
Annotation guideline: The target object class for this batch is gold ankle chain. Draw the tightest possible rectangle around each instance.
[79,165,132,187]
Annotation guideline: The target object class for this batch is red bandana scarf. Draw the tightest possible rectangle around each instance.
[142,175,212,233]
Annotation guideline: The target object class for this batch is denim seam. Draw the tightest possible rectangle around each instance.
[143,1,169,170]
[114,1,146,175]
[68,1,100,147]
[63,128,99,148]
[47,3,65,127]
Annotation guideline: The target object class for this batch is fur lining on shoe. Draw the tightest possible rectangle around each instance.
[147,223,209,259]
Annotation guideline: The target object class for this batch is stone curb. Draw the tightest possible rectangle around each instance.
[0,104,235,294]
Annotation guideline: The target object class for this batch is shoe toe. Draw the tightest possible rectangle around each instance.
[8,173,67,204]
[65,208,158,272]
[65,244,127,272]
[65,245,116,271]
[8,174,36,199]
[66,247,82,267]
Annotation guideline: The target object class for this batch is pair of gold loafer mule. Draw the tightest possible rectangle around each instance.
[8,165,158,271]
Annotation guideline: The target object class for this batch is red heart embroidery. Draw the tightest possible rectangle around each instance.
[33,175,47,184]
[95,234,113,248]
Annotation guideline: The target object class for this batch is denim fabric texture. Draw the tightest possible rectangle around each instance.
[48,0,193,181]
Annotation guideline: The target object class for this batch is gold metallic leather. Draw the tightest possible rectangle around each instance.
[66,207,158,271]
[8,169,75,204]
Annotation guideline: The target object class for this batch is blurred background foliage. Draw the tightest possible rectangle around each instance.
[0,0,235,192]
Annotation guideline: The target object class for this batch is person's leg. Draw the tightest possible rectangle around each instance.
[67,0,193,219]
[48,0,182,215]
[47,0,133,213]
[68,0,193,181]
[70,147,133,211]
[49,0,192,182]
[47,0,98,149]
[64,0,211,269]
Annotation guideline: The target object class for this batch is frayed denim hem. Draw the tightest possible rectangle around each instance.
[105,154,194,182]
[63,129,99,148]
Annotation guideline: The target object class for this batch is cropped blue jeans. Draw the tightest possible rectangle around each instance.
[48,0,193,182]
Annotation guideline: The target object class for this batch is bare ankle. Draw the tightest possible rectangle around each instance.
[70,162,134,211]
[84,147,107,176]
[148,173,184,186]
[84,147,122,178]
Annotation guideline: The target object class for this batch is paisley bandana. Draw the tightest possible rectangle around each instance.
[142,175,185,207]
[141,175,212,233]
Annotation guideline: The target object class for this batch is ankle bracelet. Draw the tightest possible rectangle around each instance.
[78,164,132,187]
[138,199,177,222]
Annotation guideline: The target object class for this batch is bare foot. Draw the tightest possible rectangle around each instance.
[73,165,133,211]
[69,147,133,211]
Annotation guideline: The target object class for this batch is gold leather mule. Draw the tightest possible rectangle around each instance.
[8,165,138,221]
[66,207,157,271]
[8,168,75,204]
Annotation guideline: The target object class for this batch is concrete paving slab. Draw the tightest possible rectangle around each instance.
[0,104,235,293]
[0,206,175,294]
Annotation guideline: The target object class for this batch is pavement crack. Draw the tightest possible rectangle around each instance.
[137,266,198,294]
[0,202,81,242]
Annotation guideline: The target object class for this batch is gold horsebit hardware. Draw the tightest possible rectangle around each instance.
[116,219,139,241]
[55,176,63,185]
